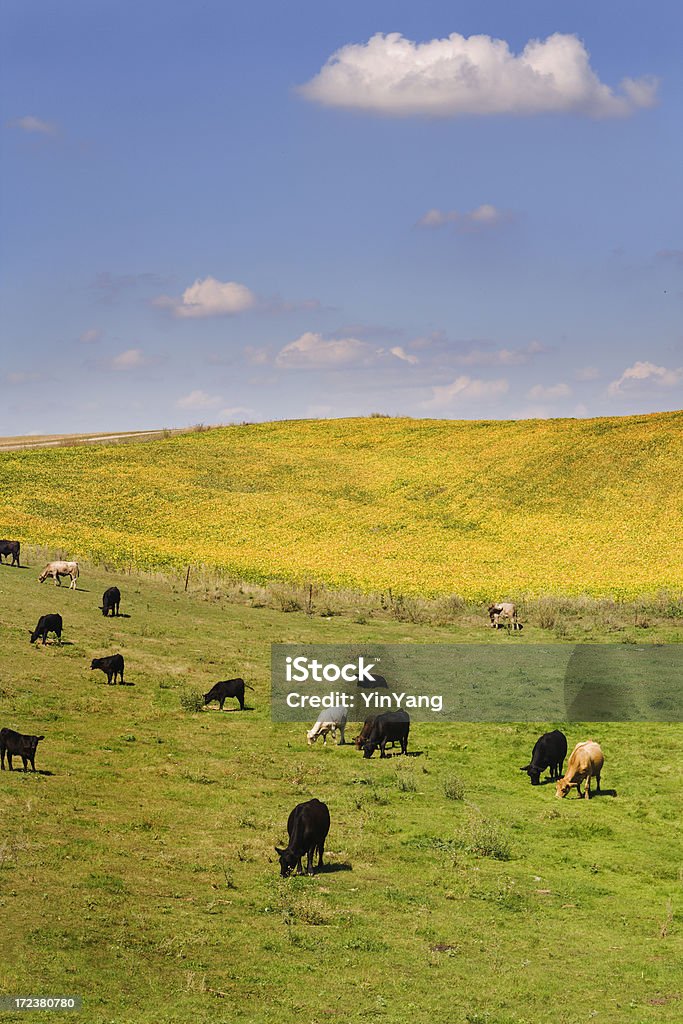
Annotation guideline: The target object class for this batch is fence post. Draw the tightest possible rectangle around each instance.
[184,565,191,592]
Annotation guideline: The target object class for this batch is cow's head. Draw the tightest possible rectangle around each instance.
[362,742,376,759]
[520,763,541,786]
[90,660,100,671]
[29,629,40,644]
[306,728,318,746]
[275,846,298,878]
[555,779,576,799]
[29,735,45,750]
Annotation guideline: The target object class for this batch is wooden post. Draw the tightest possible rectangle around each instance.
[307,584,313,614]
[184,565,191,592]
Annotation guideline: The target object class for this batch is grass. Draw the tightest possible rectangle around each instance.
[0,412,682,598]
[0,560,681,1023]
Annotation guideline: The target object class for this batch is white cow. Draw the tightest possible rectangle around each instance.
[306,706,348,746]
[38,561,80,590]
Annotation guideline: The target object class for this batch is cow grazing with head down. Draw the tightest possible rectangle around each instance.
[39,561,79,589]
[488,602,522,630]
[0,728,44,772]
[520,729,567,786]
[307,706,347,746]
[556,741,604,799]
[354,714,377,750]
[203,678,253,711]
[91,654,125,685]
[275,798,330,877]
[101,586,121,617]
[362,710,410,759]
[29,613,63,646]
[0,540,20,566]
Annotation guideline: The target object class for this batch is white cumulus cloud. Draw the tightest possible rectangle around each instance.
[9,115,57,135]
[527,382,572,400]
[111,348,147,371]
[417,203,509,230]
[176,389,223,410]
[607,361,683,397]
[299,32,658,118]
[275,331,370,369]
[425,375,509,408]
[155,276,256,318]
[390,346,419,365]
[79,328,102,344]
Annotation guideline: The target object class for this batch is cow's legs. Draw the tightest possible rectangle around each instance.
[29,754,36,772]
[21,756,29,772]
[7,753,13,771]
[584,777,591,799]
[317,839,325,868]
[55,575,61,586]
[337,724,345,745]
[0,749,5,770]
[306,847,315,875]
[379,739,387,758]
[595,771,601,792]
[401,735,408,755]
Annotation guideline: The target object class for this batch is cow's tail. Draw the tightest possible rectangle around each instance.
[74,563,80,578]
[243,683,255,690]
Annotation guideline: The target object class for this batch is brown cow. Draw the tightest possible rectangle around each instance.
[556,740,604,799]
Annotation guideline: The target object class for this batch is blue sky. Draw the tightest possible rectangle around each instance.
[1,0,682,433]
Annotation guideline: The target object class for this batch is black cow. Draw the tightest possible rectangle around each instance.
[203,678,253,711]
[356,673,388,688]
[91,654,125,684]
[275,798,330,877]
[362,710,410,758]
[0,728,44,772]
[520,729,568,785]
[101,586,121,617]
[0,540,20,566]
[29,613,63,646]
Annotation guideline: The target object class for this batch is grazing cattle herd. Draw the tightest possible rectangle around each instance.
[1,549,610,879]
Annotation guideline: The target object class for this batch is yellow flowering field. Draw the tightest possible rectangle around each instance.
[0,411,681,599]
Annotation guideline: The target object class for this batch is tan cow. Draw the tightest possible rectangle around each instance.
[488,602,522,630]
[556,740,604,799]
[38,561,80,590]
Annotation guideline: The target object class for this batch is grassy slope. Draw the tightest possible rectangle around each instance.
[0,412,682,598]
[0,563,680,1024]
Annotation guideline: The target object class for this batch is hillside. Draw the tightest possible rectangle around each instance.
[0,563,681,1023]
[0,411,681,598]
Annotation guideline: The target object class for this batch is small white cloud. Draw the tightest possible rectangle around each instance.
[299,32,658,118]
[527,382,572,400]
[79,328,102,344]
[575,366,600,381]
[275,331,370,369]
[218,406,253,421]
[155,276,256,318]
[5,371,43,385]
[417,203,509,231]
[176,389,223,410]
[457,340,545,367]
[425,375,509,408]
[9,115,57,135]
[244,346,270,365]
[390,346,419,365]
[607,360,683,396]
[111,348,147,371]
